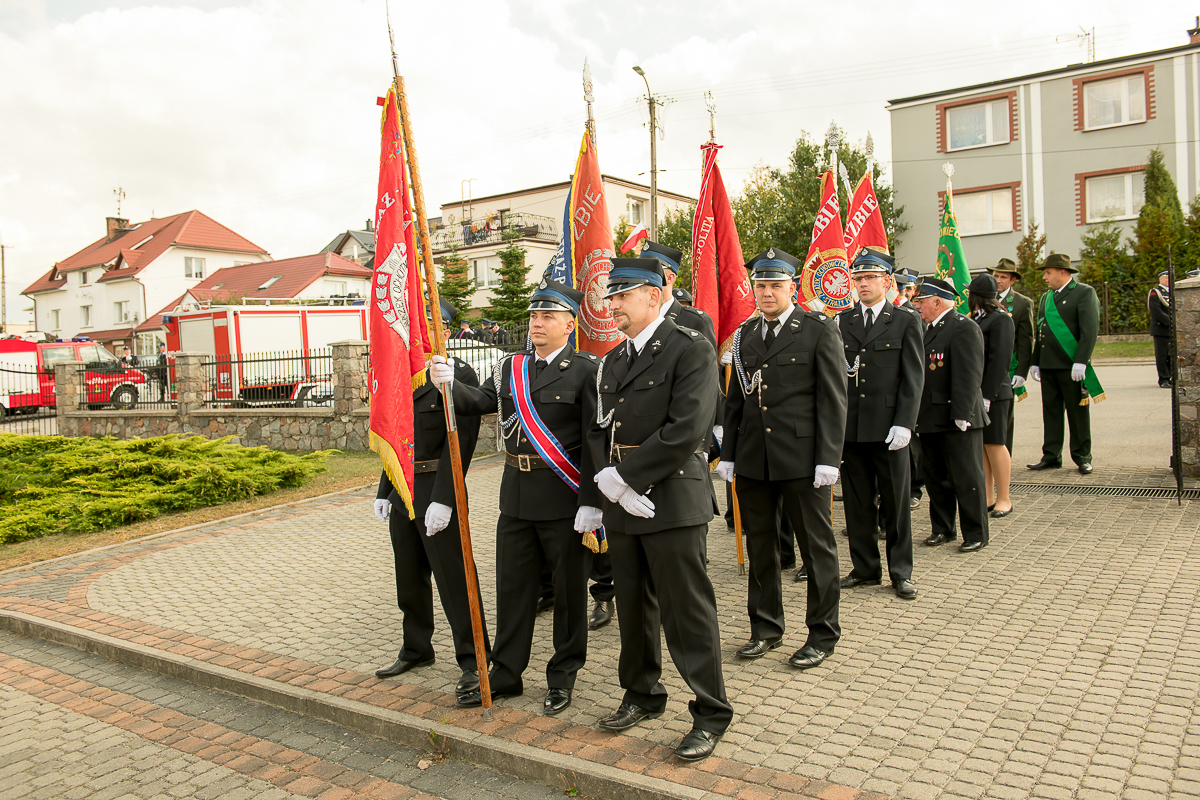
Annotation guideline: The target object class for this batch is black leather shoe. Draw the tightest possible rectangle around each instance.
[674,728,722,761]
[536,596,554,613]
[1078,463,1093,474]
[839,574,882,588]
[990,503,1015,518]
[543,688,572,716]
[597,702,662,731]
[780,557,796,570]
[793,565,808,582]
[1027,459,1062,471]
[833,493,843,502]
[455,670,479,697]
[736,637,783,658]
[787,645,829,670]
[455,683,521,708]
[374,656,434,679]
[909,495,921,509]
[924,533,955,546]
[959,541,987,553]
[588,599,614,630]
[894,579,917,599]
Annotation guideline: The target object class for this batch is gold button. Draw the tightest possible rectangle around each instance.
[679,470,685,475]
[615,421,622,428]
[555,395,561,399]
[648,381,654,385]
[766,428,772,433]
[860,394,866,398]
[763,363,769,368]
[619,398,625,403]
[763,406,768,411]
[762,384,767,389]
[861,348,866,353]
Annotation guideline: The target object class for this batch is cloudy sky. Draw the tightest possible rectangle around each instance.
[1,0,1195,323]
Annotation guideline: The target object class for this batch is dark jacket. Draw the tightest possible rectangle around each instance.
[975,310,1016,402]
[1003,289,1035,378]
[722,309,848,479]
[836,302,924,443]
[917,310,989,433]
[588,319,717,534]
[376,359,481,516]
[1031,280,1100,369]
[1149,285,1171,337]
[455,347,601,520]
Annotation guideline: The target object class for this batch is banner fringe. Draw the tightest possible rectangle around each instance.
[369,430,417,520]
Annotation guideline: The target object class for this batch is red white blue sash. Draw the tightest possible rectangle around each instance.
[509,354,581,493]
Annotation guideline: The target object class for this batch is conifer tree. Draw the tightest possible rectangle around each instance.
[489,227,533,327]
[437,243,473,325]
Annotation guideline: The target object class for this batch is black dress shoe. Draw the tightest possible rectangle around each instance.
[1160,380,1173,389]
[839,574,882,588]
[735,637,783,658]
[959,541,987,553]
[793,565,808,582]
[780,558,797,570]
[909,495,921,509]
[597,701,662,731]
[674,728,722,761]
[543,688,572,716]
[455,683,521,708]
[374,656,434,679]
[1026,459,1061,470]
[876,528,886,541]
[455,670,479,697]
[1078,463,1093,474]
[990,503,1014,518]
[987,503,996,513]
[536,596,554,613]
[588,599,615,630]
[787,645,829,670]
[893,579,917,599]
[833,493,843,502]
[924,533,955,546]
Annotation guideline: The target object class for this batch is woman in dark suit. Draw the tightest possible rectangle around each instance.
[968,273,1016,518]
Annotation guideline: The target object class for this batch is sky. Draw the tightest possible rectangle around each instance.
[1,0,1196,324]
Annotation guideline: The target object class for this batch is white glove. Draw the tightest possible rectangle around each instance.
[955,419,970,432]
[617,486,655,518]
[884,426,911,451]
[574,505,604,533]
[715,460,735,482]
[594,467,628,503]
[1011,375,1026,389]
[424,501,452,536]
[373,499,390,523]
[712,425,724,447]
[719,349,733,366]
[1030,366,1041,382]
[983,399,991,413]
[1071,363,1087,382]
[813,465,839,488]
[429,355,455,387]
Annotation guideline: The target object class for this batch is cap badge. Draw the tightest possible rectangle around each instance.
[767,248,776,259]
[538,278,548,290]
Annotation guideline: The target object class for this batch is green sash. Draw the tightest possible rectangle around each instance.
[1041,286,1106,405]
[1005,295,1028,402]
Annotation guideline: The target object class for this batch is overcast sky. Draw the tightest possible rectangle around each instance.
[1,0,1195,322]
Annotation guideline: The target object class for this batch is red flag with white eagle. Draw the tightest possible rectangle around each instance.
[798,170,853,316]
[843,172,898,302]
[368,86,431,520]
[692,143,755,356]
[569,132,622,355]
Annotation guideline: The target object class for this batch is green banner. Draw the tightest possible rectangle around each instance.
[935,193,969,313]
[1041,287,1106,404]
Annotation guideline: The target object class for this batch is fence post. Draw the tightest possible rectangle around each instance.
[330,340,369,416]
[173,353,206,420]
[53,360,85,434]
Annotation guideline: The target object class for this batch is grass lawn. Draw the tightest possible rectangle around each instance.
[1093,341,1154,359]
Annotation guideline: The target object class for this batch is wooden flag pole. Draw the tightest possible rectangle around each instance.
[387,9,492,720]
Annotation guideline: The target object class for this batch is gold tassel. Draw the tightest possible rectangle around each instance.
[1093,392,1107,404]
[369,430,417,520]
[581,531,599,554]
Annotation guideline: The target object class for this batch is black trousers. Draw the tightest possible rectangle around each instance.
[920,429,989,544]
[490,514,590,693]
[909,434,924,499]
[735,475,840,650]
[1154,335,1171,384]
[842,441,914,583]
[388,510,490,671]
[589,552,614,602]
[1039,368,1093,466]
[607,524,732,735]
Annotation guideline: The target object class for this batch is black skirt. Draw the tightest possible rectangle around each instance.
[983,399,1011,446]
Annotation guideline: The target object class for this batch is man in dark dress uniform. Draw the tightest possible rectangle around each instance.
[1149,269,1172,388]
[717,247,847,669]
[912,277,990,553]
[894,268,926,510]
[588,257,731,762]
[989,258,1036,453]
[372,356,488,700]
[1028,253,1101,475]
[433,280,602,716]
[836,249,922,600]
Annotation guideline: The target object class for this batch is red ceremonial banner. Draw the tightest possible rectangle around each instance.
[368,86,431,520]
[692,143,755,355]
[843,172,898,302]
[798,170,852,315]
[569,133,621,355]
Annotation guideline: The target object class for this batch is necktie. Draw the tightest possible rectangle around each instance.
[626,342,638,369]
[764,321,777,349]
[534,359,546,381]
[864,308,874,336]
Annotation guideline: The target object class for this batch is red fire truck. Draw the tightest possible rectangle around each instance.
[0,339,149,416]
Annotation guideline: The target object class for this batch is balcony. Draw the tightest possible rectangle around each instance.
[431,212,559,253]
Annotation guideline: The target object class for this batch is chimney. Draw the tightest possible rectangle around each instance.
[365,218,374,232]
[1190,16,1200,43]
[106,216,129,242]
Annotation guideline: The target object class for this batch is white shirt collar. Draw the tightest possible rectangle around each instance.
[998,287,1011,301]
[859,298,886,318]
[535,343,569,364]
[658,295,675,318]
[931,306,955,328]
[629,314,667,354]
[762,303,796,339]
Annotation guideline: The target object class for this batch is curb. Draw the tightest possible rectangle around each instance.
[0,609,704,800]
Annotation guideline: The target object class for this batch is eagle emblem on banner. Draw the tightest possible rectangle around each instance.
[374,242,411,345]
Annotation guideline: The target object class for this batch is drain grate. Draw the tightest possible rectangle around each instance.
[1010,483,1200,500]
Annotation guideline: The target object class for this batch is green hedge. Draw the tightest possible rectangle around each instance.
[0,434,330,544]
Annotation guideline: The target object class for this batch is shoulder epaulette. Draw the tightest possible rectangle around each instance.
[804,310,827,322]
[574,350,599,361]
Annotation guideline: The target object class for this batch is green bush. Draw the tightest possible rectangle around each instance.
[0,434,330,544]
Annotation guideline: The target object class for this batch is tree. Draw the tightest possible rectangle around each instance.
[1132,148,1185,284]
[1080,218,1139,333]
[1015,220,1049,303]
[489,226,534,327]
[656,204,696,289]
[437,243,473,325]
[1179,196,1200,277]
[612,215,632,256]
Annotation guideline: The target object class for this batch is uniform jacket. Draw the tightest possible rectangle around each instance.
[1031,280,1100,370]
[836,302,924,443]
[376,358,481,517]
[976,310,1015,402]
[917,311,989,433]
[1003,290,1035,378]
[663,297,724,440]
[721,309,848,480]
[896,299,926,334]
[454,348,601,520]
[1149,285,1171,337]
[587,319,717,534]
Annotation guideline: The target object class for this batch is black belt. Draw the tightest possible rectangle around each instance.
[505,447,580,472]
[414,459,439,474]
[610,443,705,463]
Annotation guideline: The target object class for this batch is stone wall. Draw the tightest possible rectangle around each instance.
[1175,277,1200,476]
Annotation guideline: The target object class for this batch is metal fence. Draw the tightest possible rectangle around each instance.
[201,349,333,409]
[0,361,56,435]
[430,212,559,252]
[73,356,177,412]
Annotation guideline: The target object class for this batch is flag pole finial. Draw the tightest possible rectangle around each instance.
[865,131,874,164]
[704,90,717,144]
[583,58,595,146]
[942,161,955,193]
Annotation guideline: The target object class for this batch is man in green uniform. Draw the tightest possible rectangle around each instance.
[989,259,1035,454]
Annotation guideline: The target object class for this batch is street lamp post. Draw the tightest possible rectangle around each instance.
[633,66,657,241]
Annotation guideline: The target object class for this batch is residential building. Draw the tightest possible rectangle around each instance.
[21,211,270,353]
[888,21,1200,272]
[320,223,376,270]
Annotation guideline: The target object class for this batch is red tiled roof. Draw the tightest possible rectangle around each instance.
[22,210,269,295]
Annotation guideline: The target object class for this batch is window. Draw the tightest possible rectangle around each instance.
[184,257,206,279]
[233,261,253,266]
[80,305,92,327]
[325,280,348,295]
[626,197,645,226]
[50,309,60,330]
[258,275,282,291]
[80,270,92,286]
[947,99,1010,150]
[114,300,130,322]
[472,258,500,289]
[955,188,1014,235]
[1085,171,1145,222]
[41,346,74,367]
[1084,74,1146,129]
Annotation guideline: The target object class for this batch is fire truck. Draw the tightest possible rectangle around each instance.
[0,339,149,416]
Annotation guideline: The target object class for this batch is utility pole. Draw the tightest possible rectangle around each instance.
[0,231,8,334]
[633,66,666,240]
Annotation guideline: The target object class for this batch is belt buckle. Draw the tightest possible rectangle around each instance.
[518,453,533,471]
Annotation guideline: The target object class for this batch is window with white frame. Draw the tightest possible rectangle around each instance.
[473,258,501,289]
[80,305,91,327]
[1086,171,1145,221]
[258,275,282,291]
[947,99,1011,150]
[325,280,348,295]
[626,197,645,226]
[80,270,92,285]
[1084,75,1146,130]
[50,309,60,330]
[954,188,1014,235]
[184,256,206,279]
[114,300,130,323]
